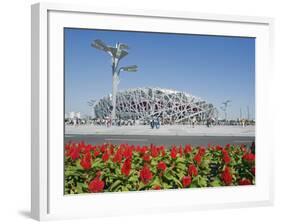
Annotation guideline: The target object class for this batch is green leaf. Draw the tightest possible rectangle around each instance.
[92,158,103,168]
[197,176,208,187]
[176,163,186,171]
[151,176,161,186]
[200,159,210,169]
[76,182,86,193]
[75,159,83,170]
[65,170,79,176]
[175,157,185,164]
[151,159,158,166]
[109,180,122,191]
[210,178,221,187]
[138,181,146,190]
[122,186,129,191]
[172,176,183,188]
[174,171,185,180]
[128,175,139,183]
[189,182,197,188]
[163,172,173,181]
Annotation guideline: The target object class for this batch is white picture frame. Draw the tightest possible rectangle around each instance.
[31,2,274,221]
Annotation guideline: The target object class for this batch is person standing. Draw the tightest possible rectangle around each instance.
[150,117,154,129]
[192,116,197,128]
[156,116,160,129]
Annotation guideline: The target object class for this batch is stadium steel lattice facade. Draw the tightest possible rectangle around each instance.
[93,87,218,124]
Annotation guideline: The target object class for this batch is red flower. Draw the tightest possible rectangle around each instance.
[151,145,159,157]
[65,143,71,151]
[100,144,107,153]
[94,149,100,157]
[170,146,177,159]
[77,142,85,152]
[113,149,123,163]
[184,144,192,154]
[216,145,223,151]
[182,176,192,188]
[198,146,206,156]
[188,164,198,177]
[123,146,133,159]
[243,152,255,162]
[82,144,92,154]
[80,152,92,170]
[88,177,104,193]
[193,153,202,164]
[222,166,232,185]
[68,147,80,160]
[157,161,167,172]
[80,158,91,170]
[153,185,161,190]
[238,179,252,185]
[178,145,183,157]
[139,146,148,155]
[143,153,150,162]
[121,158,132,176]
[102,152,110,162]
[109,146,115,155]
[158,145,165,152]
[140,166,153,184]
[222,149,231,164]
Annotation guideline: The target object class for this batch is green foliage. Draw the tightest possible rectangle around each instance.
[64,143,255,194]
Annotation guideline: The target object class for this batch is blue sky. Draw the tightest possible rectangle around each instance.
[64,28,255,120]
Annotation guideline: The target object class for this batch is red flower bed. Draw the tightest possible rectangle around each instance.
[64,142,255,194]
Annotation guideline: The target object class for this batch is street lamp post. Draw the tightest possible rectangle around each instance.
[220,100,231,124]
[87,99,97,119]
[91,40,138,124]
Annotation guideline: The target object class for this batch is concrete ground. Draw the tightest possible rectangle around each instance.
[65,125,255,137]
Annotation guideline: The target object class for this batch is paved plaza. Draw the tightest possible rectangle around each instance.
[65,125,255,137]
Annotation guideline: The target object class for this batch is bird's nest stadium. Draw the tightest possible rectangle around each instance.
[93,87,218,124]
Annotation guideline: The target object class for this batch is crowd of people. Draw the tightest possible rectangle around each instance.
[65,115,254,128]
[150,116,160,129]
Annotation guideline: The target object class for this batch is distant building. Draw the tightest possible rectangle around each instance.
[93,87,218,124]
[66,112,81,119]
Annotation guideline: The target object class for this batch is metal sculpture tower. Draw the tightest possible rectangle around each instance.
[91,39,138,123]
[221,100,231,121]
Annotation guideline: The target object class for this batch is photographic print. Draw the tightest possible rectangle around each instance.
[64,28,255,195]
